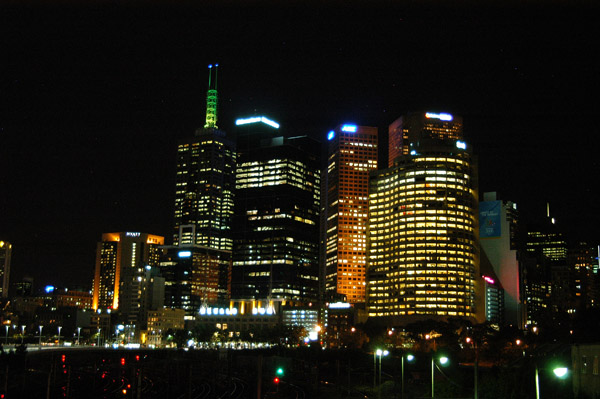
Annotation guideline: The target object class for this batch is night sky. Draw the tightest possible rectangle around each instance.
[1,1,599,290]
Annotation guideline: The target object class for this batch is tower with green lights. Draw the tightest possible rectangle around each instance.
[169,64,235,308]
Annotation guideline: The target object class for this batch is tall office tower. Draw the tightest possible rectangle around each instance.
[0,240,12,298]
[568,242,597,309]
[231,116,321,304]
[367,112,481,324]
[169,65,235,311]
[479,192,524,328]
[388,112,463,168]
[523,210,568,325]
[173,64,236,250]
[324,124,378,303]
[92,232,164,323]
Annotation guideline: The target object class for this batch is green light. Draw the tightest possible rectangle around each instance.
[553,367,568,378]
[406,354,415,361]
[439,356,449,365]
[276,367,284,376]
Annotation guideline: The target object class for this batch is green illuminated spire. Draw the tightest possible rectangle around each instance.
[204,64,218,129]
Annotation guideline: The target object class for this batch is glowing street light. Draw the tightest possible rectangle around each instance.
[38,325,43,349]
[373,349,389,399]
[401,354,415,399]
[431,355,449,398]
[535,364,569,399]
[21,325,25,344]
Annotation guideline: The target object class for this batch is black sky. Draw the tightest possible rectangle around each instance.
[1,1,599,290]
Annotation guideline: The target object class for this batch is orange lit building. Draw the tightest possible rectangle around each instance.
[92,232,164,319]
[324,124,378,303]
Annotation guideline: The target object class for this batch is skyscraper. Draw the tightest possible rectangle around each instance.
[231,116,321,304]
[367,112,481,324]
[165,65,235,313]
[324,124,378,303]
[479,192,524,328]
[388,112,463,167]
[92,232,164,322]
[173,64,236,250]
[0,240,11,298]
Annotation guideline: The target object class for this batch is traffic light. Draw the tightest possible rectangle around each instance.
[121,357,126,366]
[276,367,284,376]
[273,377,280,384]
[61,355,66,363]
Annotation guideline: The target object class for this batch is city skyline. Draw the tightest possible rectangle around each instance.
[2,1,599,289]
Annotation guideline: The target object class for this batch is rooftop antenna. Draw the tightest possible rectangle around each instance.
[204,63,219,129]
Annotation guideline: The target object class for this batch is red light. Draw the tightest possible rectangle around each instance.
[135,355,140,361]
[273,377,280,384]
[121,358,126,366]
[61,355,66,363]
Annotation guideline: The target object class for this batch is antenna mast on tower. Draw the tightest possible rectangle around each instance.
[204,64,219,129]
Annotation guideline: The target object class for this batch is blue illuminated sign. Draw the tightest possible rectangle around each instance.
[456,140,466,150]
[480,201,502,238]
[178,251,192,258]
[425,112,453,121]
[235,116,280,129]
[341,124,357,132]
[45,285,55,293]
[327,130,335,141]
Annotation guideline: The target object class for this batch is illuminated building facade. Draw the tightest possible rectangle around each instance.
[388,112,463,168]
[173,64,236,250]
[479,192,524,328]
[324,124,378,303]
[367,112,481,324]
[160,244,231,317]
[92,232,164,318]
[0,240,12,298]
[523,216,569,325]
[232,117,320,303]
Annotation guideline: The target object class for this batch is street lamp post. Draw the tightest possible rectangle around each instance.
[77,327,81,346]
[4,325,8,345]
[21,325,25,344]
[97,328,101,347]
[402,354,415,399]
[372,349,389,399]
[38,325,43,349]
[58,326,62,346]
[535,364,569,399]
[431,355,449,399]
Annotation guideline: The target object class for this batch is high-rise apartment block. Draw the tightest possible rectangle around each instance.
[324,124,378,303]
[231,116,321,303]
[367,112,481,324]
[92,232,164,322]
[0,240,12,298]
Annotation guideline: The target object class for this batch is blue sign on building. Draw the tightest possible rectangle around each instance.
[480,200,502,238]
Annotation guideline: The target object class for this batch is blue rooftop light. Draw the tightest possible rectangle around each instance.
[327,130,335,141]
[235,116,280,129]
[178,251,192,258]
[456,140,467,150]
[208,64,213,69]
[45,285,55,293]
[341,124,357,132]
[425,112,453,121]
